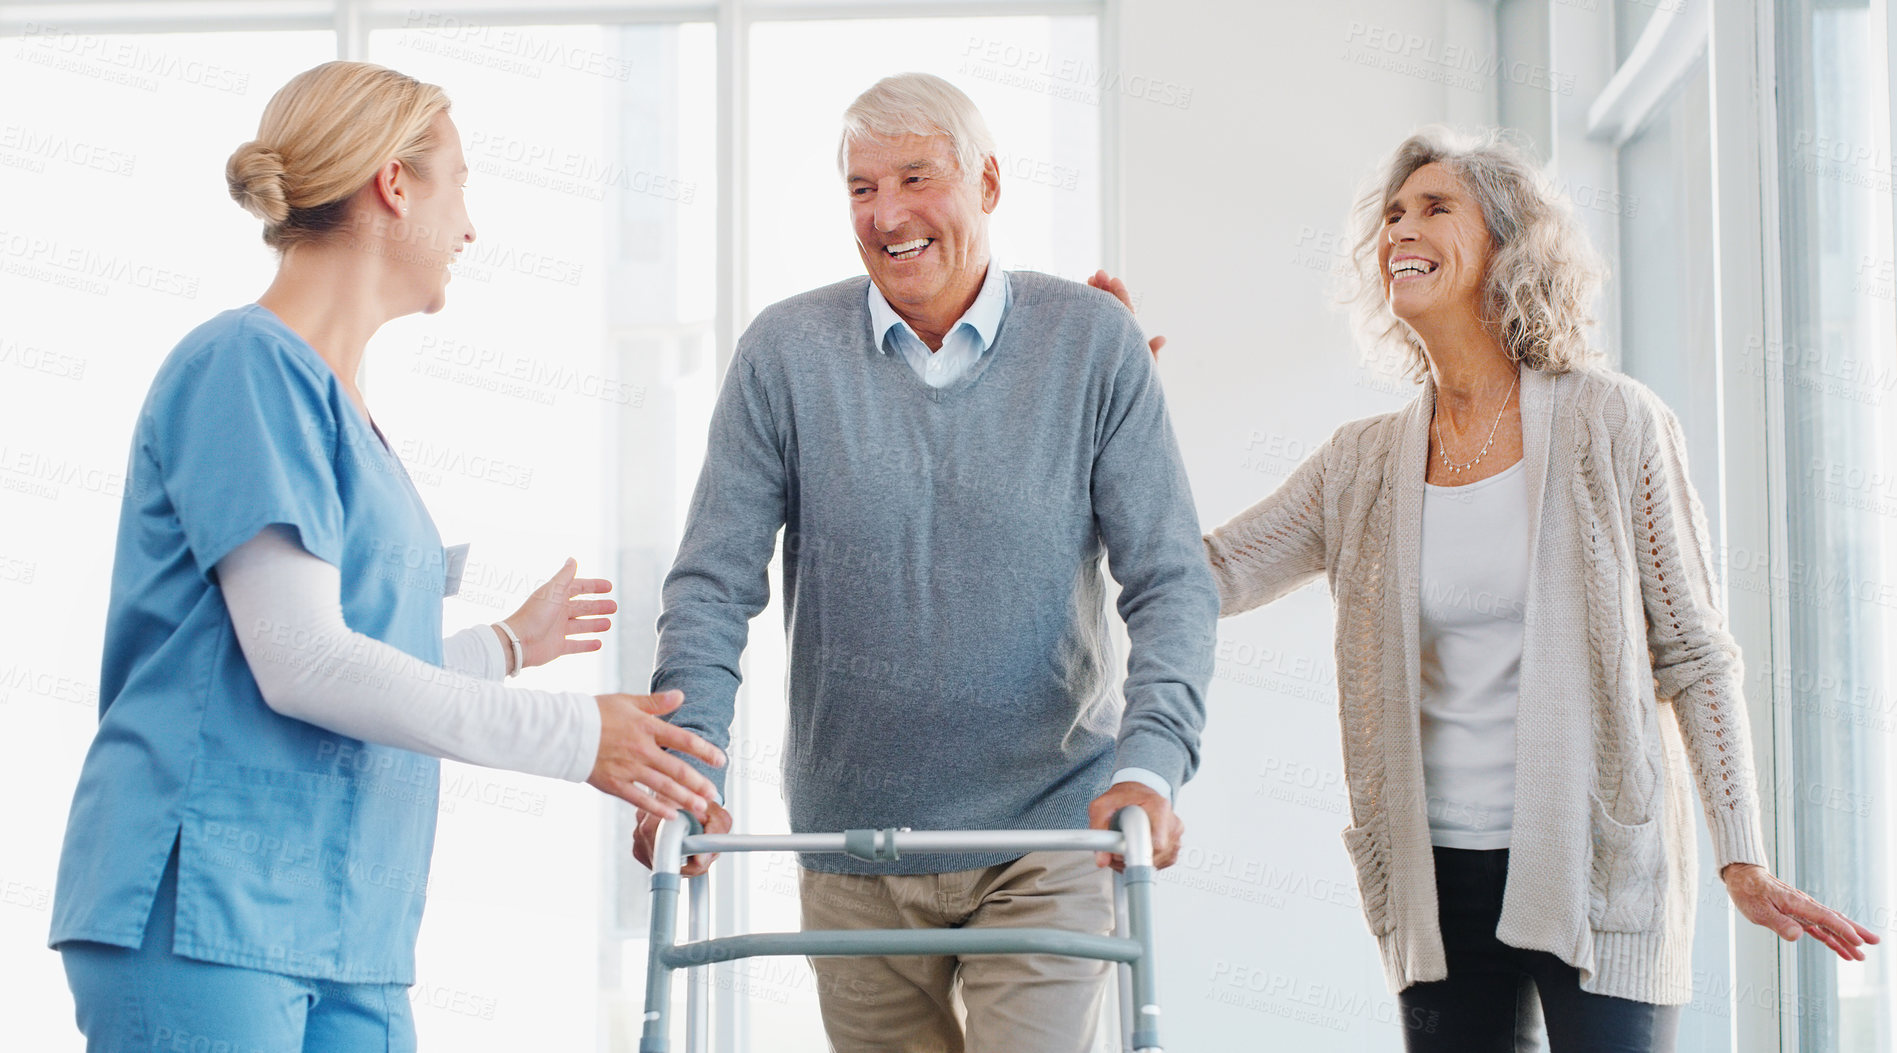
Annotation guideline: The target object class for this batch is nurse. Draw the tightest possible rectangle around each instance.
[48,61,723,1051]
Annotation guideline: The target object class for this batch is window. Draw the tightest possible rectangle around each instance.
[1615,51,1718,521]
[0,23,342,1050]
[1773,0,1897,1048]
[357,19,719,1051]
[1610,46,1734,1053]
[0,6,1101,1052]
[1539,1,1897,1050]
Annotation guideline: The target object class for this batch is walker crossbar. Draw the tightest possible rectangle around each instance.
[679,828,1126,857]
[660,927,1144,967]
[638,807,1165,1053]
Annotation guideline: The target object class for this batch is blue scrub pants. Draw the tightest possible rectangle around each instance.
[60,841,416,1053]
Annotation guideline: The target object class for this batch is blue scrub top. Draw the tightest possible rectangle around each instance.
[51,304,448,985]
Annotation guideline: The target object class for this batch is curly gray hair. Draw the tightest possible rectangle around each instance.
[1347,127,1606,378]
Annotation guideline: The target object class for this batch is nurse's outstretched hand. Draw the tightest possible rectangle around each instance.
[589,690,725,823]
[503,558,616,670]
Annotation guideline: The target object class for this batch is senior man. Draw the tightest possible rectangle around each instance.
[634,72,1217,1051]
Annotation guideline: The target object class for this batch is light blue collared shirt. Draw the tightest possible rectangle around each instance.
[863,262,1174,805]
[867,258,1011,388]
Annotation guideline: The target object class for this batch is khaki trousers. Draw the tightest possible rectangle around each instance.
[798,851,1113,1053]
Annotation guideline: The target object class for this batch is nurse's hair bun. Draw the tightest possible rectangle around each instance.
[226,141,290,225]
[226,61,451,250]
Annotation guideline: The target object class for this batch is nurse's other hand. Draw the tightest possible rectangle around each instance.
[589,690,725,823]
[633,801,732,876]
[1087,270,1166,356]
[501,558,615,670]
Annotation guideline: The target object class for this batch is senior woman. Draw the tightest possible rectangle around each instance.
[49,61,723,1050]
[1196,129,1877,1052]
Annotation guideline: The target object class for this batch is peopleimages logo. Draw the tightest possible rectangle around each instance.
[414,334,646,408]
[959,36,1194,110]
[17,22,252,94]
[1341,19,1576,96]
[0,337,87,380]
[0,443,125,500]
[466,130,696,203]
[396,438,536,491]
[0,124,136,177]
[399,10,635,81]
[0,228,200,300]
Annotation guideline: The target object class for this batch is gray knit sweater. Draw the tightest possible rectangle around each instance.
[653,271,1219,874]
[1204,365,1768,1005]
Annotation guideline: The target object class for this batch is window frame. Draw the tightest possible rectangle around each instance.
[1549,0,1809,1049]
[0,6,1112,1052]
[1703,4,1798,1047]
[0,0,1116,375]
[1557,1,1897,1050]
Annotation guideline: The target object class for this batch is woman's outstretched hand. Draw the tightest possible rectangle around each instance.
[1723,862,1880,961]
[500,558,616,670]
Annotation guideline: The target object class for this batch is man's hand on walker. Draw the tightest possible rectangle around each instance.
[499,557,616,670]
[1088,781,1184,872]
[1722,862,1880,961]
[589,690,725,823]
[1087,270,1166,357]
[634,800,733,877]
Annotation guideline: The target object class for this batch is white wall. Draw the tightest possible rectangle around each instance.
[1114,2,1499,1046]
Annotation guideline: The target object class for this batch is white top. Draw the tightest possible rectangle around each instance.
[219,525,602,783]
[1418,458,1529,850]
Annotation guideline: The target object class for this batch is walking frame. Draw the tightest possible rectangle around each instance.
[639,806,1165,1053]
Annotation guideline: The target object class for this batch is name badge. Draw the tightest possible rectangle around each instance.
[443,543,470,597]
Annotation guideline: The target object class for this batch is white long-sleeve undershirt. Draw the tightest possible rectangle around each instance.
[218,526,602,783]
[441,619,509,681]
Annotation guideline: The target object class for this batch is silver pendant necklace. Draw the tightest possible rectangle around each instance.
[1434,372,1519,476]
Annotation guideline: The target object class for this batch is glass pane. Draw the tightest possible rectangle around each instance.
[1774,0,1897,1048]
[1496,0,1554,163]
[0,26,340,1051]
[1613,52,1737,1053]
[1618,51,1719,530]
[364,20,717,1053]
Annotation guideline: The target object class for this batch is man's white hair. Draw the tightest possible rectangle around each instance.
[837,72,997,185]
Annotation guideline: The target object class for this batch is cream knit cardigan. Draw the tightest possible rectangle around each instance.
[1204,365,1768,1005]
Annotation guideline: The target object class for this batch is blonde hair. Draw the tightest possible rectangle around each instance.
[227,61,450,249]
[1346,126,1606,378]
[837,72,996,185]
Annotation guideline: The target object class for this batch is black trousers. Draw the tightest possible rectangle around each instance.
[1399,847,1680,1053]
